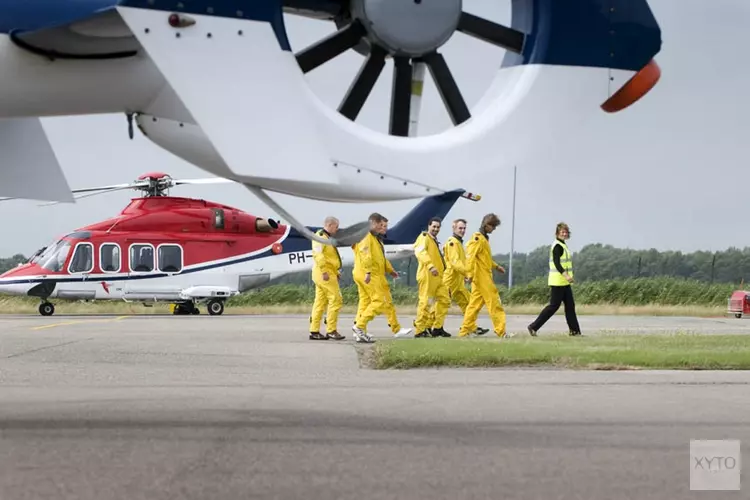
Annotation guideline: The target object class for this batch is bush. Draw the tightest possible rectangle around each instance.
[229,277,737,307]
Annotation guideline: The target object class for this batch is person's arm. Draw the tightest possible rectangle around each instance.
[385,257,395,275]
[553,244,565,274]
[464,238,478,281]
[312,240,332,274]
[414,235,435,271]
[445,241,465,274]
[360,237,373,275]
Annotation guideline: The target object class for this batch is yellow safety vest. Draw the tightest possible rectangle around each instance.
[548,240,573,286]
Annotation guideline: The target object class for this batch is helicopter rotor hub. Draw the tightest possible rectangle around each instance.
[351,0,461,57]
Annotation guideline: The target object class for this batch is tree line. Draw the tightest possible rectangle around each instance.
[3,243,750,287]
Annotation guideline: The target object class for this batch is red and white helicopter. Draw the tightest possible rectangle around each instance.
[0,172,480,316]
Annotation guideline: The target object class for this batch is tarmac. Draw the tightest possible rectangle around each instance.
[1,313,748,499]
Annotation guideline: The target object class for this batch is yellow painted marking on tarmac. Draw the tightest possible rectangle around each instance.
[31,315,131,331]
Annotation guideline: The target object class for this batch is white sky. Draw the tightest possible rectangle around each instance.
[0,0,748,257]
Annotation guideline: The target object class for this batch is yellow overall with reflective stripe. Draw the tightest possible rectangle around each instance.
[548,240,573,286]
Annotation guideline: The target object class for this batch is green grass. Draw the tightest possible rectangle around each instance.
[370,334,750,370]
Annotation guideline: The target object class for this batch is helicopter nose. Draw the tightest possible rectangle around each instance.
[0,281,34,296]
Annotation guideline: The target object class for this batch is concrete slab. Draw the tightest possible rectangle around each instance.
[0,314,748,499]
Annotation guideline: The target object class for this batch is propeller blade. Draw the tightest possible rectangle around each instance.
[36,185,140,207]
[389,56,413,137]
[0,182,136,203]
[329,221,371,247]
[338,44,387,121]
[296,20,367,73]
[457,12,525,53]
[422,52,471,125]
[69,182,138,194]
[173,178,237,186]
[244,183,369,247]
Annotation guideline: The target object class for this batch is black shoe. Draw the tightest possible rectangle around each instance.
[309,332,329,340]
[431,327,452,338]
[569,331,582,336]
[527,325,537,337]
[415,331,431,338]
[327,331,345,340]
[476,327,489,335]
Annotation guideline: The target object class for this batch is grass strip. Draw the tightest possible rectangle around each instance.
[371,334,750,370]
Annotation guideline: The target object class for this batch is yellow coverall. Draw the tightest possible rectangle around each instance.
[309,229,343,335]
[442,235,471,312]
[353,232,402,333]
[413,232,450,333]
[458,231,507,337]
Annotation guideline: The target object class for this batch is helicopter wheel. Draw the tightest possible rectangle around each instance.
[39,302,55,316]
[207,299,224,316]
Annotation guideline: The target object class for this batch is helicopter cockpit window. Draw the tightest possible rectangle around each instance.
[158,244,183,273]
[37,240,72,273]
[68,243,94,274]
[129,244,154,272]
[100,244,121,273]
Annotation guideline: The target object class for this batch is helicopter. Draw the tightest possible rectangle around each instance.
[0,0,662,247]
[0,172,480,316]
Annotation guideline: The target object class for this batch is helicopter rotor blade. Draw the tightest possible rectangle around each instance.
[173,178,238,186]
[36,185,140,207]
[243,184,370,247]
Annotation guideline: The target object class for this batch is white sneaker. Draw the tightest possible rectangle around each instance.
[352,325,374,343]
[393,328,413,339]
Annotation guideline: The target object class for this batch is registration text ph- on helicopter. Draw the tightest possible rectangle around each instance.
[0,172,480,316]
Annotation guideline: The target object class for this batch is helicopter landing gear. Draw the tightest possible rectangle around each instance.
[172,302,200,315]
[39,301,55,316]
[207,299,224,316]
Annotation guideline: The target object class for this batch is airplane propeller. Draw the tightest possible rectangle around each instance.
[293,5,525,136]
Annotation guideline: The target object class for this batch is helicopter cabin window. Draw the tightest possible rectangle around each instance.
[100,243,121,273]
[129,244,155,272]
[158,244,183,273]
[68,243,94,274]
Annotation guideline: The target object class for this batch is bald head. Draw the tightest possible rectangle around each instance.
[324,216,339,235]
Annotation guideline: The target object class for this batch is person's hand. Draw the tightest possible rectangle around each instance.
[365,273,371,284]
[564,272,573,283]
[496,265,505,274]
[322,272,329,281]
[430,268,438,276]
[390,271,399,278]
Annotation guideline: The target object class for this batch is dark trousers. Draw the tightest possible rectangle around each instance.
[529,285,580,333]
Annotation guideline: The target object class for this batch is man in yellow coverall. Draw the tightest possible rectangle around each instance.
[458,213,512,338]
[413,217,452,338]
[442,218,489,335]
[309,216,345,341]
[352,213,413,343]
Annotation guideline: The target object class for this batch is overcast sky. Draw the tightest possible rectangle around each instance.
[0,0,747,257]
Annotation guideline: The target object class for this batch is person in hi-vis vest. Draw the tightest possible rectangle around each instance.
[309,216,345,340]
[527,222,581,336]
